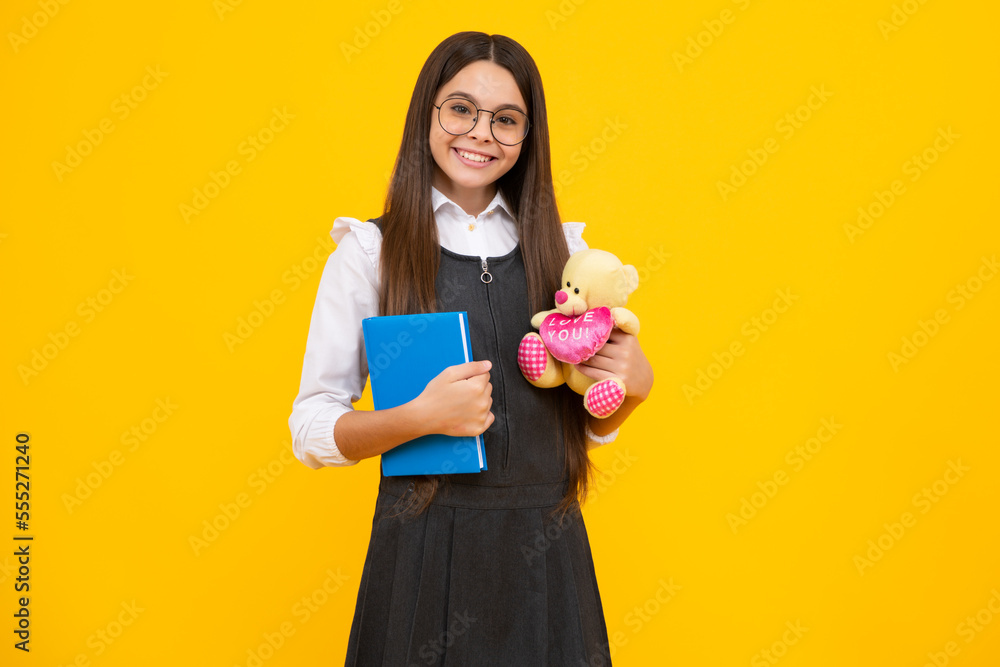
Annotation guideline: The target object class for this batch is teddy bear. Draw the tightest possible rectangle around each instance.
[516,248,640,418]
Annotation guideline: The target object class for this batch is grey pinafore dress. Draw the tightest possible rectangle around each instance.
[345,219,612,666]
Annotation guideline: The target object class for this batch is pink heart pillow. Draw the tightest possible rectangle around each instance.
[539,306,614,364]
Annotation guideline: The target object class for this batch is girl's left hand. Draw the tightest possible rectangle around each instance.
[575,329,654,401]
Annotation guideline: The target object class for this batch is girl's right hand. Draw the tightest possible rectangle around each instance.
[415,360,494,437]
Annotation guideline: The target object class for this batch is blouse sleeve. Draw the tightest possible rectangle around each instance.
[561,222,588,256]
[562,221,620,448]
[287,217,381,468]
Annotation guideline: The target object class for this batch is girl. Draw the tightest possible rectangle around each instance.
[289,31,653,665]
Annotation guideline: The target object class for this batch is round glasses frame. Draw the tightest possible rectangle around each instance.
[432,97,530,146]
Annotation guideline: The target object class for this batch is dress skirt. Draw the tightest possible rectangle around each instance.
[344,476,612,666]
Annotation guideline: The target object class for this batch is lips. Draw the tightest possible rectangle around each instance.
[453,147,496,163]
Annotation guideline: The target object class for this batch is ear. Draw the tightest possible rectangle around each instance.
[623,265,639,293]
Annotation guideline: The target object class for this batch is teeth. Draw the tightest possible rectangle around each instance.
[458,149,492,163]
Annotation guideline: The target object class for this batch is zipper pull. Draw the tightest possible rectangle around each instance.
[480,258,492,284]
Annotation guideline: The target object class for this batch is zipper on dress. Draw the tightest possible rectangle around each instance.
[479,257,509,470]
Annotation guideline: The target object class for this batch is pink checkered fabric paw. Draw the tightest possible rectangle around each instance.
[517,334,549,381]
[586,379,625,417]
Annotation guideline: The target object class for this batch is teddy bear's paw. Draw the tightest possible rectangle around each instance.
[517,332,550,382]
[584,378,626,418]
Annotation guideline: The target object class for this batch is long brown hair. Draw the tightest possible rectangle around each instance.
[377,32,595,520]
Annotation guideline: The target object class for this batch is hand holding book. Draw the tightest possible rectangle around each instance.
[413,360,494,438]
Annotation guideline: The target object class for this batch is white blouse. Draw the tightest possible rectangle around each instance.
[288,185,619,470]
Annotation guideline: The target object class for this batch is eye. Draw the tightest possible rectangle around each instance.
[574,288,580,294]
[449,103,472,115]
[566,281,571,287]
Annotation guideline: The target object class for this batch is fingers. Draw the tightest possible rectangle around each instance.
[461,375,491,396]
[445,360,492,381]
[575,364,614,382]
[585,331,638,369]
[580,351,615,371]
[477,385,493,417]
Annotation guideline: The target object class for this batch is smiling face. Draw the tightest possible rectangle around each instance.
[429,60,528,213]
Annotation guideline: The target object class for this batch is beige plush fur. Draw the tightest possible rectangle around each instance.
[521,249,640,416]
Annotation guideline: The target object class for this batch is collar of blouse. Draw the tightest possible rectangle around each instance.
[430,185,513,225]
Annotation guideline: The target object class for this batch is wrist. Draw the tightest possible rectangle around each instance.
[401,395,435,438]
[631,375,653,402]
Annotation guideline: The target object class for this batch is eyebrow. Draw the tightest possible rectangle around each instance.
[444,90,526,115]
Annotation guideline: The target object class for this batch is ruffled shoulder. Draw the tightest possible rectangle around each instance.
[331,217,382,267]
[561,221,589,255]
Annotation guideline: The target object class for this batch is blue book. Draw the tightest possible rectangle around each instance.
[362,311,488,476]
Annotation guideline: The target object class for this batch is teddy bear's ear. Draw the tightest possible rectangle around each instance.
[623,264,639,293]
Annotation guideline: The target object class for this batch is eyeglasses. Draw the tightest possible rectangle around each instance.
[432,97,530,146]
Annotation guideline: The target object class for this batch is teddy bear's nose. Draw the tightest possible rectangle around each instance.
[555,290,568,304]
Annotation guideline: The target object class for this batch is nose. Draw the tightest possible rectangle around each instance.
[467,110,493,142]
[555,290,568,304]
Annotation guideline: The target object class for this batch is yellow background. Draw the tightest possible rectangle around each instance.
[2,0,998,664]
